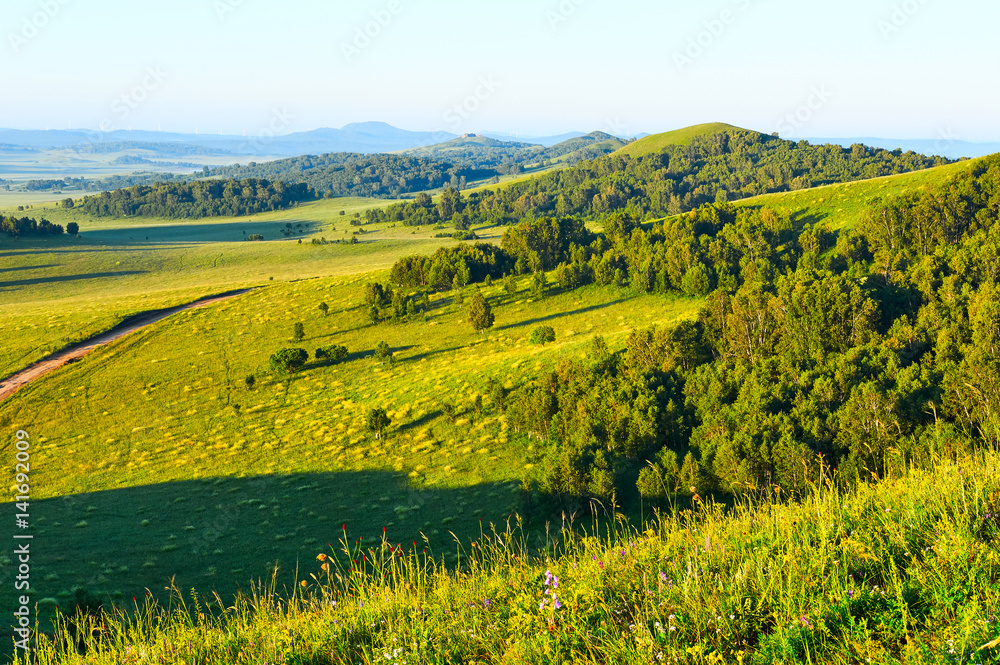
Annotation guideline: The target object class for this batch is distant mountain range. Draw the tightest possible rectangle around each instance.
[0,123,624,158]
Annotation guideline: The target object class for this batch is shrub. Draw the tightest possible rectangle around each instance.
[468,290,494,332]
[529,326,556,346]
[269,348,308,373]
[292,322,305,342]
[315,345,348,362]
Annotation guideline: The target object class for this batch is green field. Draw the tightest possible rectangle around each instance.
[0,197,473,378]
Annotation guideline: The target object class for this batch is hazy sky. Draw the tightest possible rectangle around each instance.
[2,0,997,140]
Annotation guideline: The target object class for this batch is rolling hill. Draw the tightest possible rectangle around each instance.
[614,122,752,157]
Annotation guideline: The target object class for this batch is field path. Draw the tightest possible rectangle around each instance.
[0,289,254,403]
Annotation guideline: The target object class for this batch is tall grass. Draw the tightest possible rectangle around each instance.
[21,450,1000,664]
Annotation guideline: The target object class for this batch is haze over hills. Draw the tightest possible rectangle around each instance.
[803,136,1000,160]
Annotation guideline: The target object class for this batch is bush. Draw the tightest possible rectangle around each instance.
[269,348,308,373]
[247,234,264,241]
[529,326,556,346]
[66,222,79,235]
[467,290,494,332]
[292,323,305,342]
[315,345,348,362]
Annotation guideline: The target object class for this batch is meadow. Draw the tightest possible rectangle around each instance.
[0,253,700,635]
[20,450,1000,664]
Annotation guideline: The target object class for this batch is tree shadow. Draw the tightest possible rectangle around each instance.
[496,299,628,331]
[0,270,148,289]
[0,263,61,273]
[0,470,547,647]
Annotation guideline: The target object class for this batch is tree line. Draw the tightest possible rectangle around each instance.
[0,215,67,237]
[77,178,313,218]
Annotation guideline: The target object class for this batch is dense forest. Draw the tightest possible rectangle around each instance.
[366,130,952,228]
[0,214,65,237]
[77,178,313,218]
[202,153,493,199]
[389,153,1000,509]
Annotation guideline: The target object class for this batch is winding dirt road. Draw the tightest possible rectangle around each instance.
[0,289,254,404]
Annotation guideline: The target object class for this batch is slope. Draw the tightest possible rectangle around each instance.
[615,122,752,158]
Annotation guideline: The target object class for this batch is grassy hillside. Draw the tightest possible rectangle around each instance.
[0,264,700,636]
[735,159,976,229]
[21,451,1000,664]
[615,122,750,158]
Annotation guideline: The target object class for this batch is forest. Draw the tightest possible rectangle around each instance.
[389,153,1000,511]
[77,178,314,218]
[201,153,494,199]
[365,129,953,228]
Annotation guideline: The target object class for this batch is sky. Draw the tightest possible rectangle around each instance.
[1,0,998,140]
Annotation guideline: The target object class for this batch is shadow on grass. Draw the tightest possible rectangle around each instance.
[0,263,61,273]
[0,270,148,289]
[0,470,535,646]
[496,299,628,331]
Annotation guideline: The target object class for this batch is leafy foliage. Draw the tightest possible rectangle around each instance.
[78,178,313,218]
[268,348,309,373]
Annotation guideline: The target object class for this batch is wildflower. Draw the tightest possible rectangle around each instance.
[553,593,562,610]
[660,571,667,582]
[799,616,811,628]
[317,553,328,561]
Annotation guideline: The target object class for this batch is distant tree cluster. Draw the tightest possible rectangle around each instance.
[78,178,313,219]
[202,153,493,199]
[365,130,952,228]
[501,153,1000,510]
[0,215,64,237]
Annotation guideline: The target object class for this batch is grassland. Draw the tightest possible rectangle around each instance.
[21,450,1000,664]
[736,159,976,230]
[615,123,747,158]
[0,197,479,378]
[0,252,700,636]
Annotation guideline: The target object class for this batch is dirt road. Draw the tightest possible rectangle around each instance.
[0,289,254,404]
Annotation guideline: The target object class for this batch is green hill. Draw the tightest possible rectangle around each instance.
[543,131,627,162]
[734,158,975,229]
[615,122,754,157]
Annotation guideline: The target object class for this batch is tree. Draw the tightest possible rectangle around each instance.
[244,374,256,390]
[376,341,393,365]
[61,198,74,209]
[66,222,79,236]
[529,326,556,346]
[318,302,329,317]
[269,348,309,373]
[504,274,517,295]
[366,408,391,440]
[368,305,381,325]
[293,322,305,342]
[468,290,495,332]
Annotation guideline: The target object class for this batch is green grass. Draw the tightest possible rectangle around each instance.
[19,450,1000,664]
[0,197,484,378]
[0,271,700,636]
[615,123,750,158]
[735,160,976,230]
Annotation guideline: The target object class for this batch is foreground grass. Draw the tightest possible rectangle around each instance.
[21,451,1000,664]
